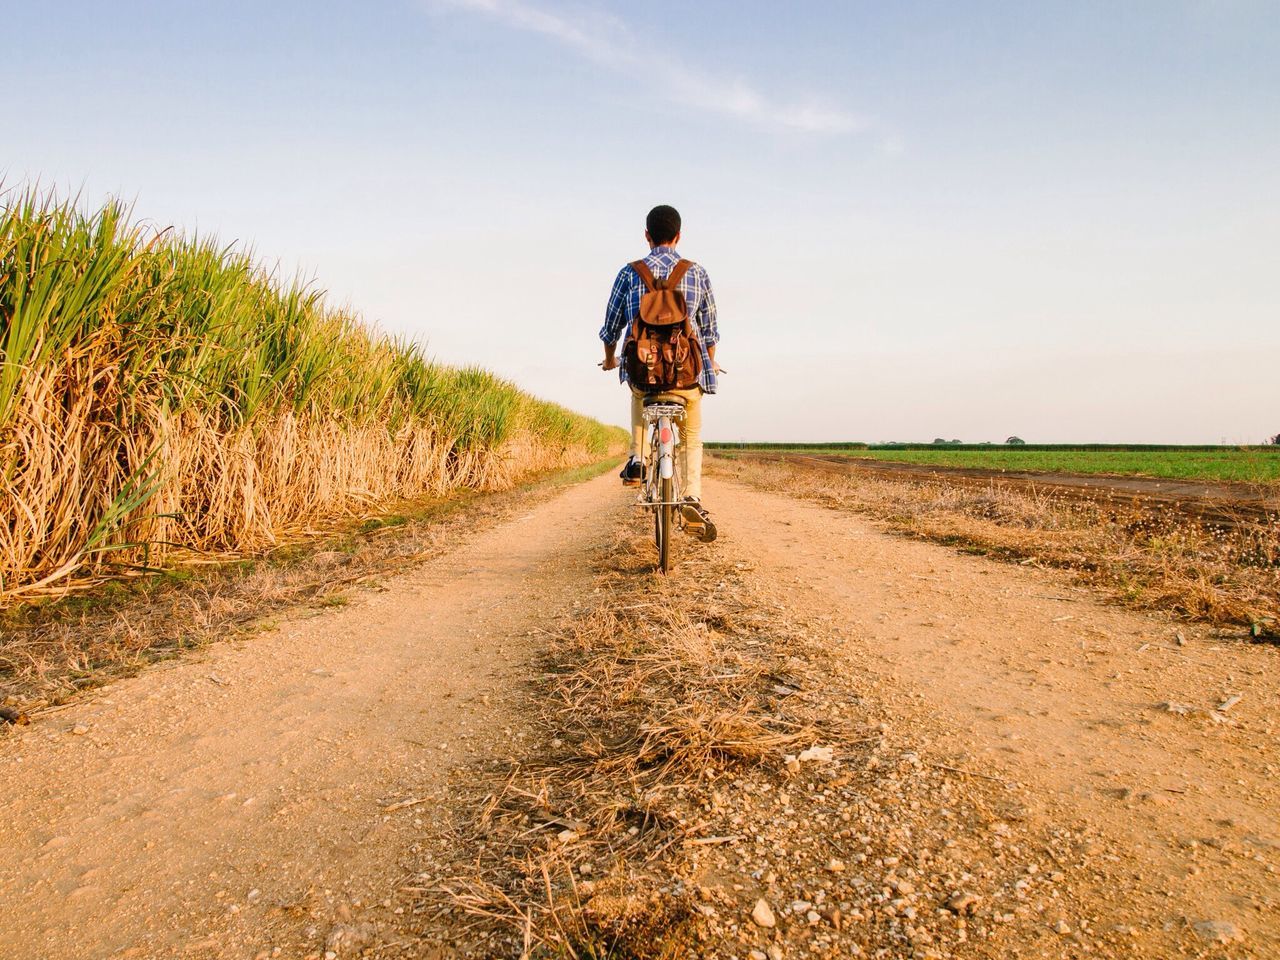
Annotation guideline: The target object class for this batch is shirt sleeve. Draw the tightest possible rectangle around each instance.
[695,266,719,346]
[599,265,632,344]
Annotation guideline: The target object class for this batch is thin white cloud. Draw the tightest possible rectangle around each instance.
[429,0,867,135]
[878,133,906,157]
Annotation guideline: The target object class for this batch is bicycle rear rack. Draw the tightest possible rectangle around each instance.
[641,403,686,421]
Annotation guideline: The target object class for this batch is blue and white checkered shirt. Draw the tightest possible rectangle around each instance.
[599,245,719,394]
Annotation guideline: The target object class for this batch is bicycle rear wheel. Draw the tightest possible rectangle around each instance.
[656,476,673,573]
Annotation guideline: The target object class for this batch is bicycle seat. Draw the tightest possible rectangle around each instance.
[642,394,687,407]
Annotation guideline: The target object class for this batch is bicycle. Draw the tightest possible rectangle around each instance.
[637,396,689,573]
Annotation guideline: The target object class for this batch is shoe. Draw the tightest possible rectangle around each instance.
[619,456,643,486]
[680,499,717,542]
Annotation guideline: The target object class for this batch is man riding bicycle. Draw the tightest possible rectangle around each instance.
[599,204,719,542]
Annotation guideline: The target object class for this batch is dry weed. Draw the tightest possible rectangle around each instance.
[405,522,1103,960]
[413,530,849,957]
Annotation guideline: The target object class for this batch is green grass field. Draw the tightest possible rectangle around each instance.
[710,446,1280,484]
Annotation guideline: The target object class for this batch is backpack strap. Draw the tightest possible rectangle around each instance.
[664,259,693,289]
[631,258,694,290]
[631,260,657,292]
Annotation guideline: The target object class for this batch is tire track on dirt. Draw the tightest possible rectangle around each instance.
[0,472,628,960]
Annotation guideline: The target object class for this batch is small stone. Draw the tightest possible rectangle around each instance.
[1193,920,1244,944]
[798,745,835,764]
[891,879,915,895]
[805,909,821,925]
[557,829,579,844]
[749,952,767,960]
[71,724,89,736]
[946,892,981,915]
[325,921,377,956]
[783,755,801,776]
[1054,920,1071,935]
[826,858,845,873]
[767,947,784,960]
[751,898,776,928]
[826,907,843,931]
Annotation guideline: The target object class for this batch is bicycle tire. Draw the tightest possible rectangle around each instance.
[657,476,673,573]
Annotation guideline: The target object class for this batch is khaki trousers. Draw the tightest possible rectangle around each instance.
[630,386,704,500]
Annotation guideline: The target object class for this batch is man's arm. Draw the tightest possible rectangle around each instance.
[599,266,632,370]
[696,266,721,373]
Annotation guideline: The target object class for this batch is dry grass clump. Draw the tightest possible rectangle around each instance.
[409,524,1095,959]
[0,187,625,603]
[711,456,1279,634]
[416,532,843,957]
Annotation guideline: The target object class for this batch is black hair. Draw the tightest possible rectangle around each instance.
[645,205,681,245]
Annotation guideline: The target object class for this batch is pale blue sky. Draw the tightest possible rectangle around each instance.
[5,0,1278,442]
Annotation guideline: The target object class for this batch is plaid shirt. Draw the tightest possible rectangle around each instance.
[599,245,719,394]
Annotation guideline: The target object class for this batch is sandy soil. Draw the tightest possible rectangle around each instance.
[0,473,627,960]
[709,476,1278,955]
[2,470,1276,958]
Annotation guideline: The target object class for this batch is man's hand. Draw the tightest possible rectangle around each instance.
[601,344,619,371]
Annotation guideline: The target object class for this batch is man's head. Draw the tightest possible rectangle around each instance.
[645,204,681,248]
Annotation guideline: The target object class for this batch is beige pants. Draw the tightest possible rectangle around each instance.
[630,386,704,500]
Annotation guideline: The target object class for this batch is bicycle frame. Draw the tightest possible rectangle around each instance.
[637,402,686,509]
[636,400,686,573]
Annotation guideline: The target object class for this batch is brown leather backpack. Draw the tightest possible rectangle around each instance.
[622,259,704,392]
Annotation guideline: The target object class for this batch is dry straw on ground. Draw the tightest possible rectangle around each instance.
[710,457,1279,636]
[404,526,1101,960]
[414,530,833,956]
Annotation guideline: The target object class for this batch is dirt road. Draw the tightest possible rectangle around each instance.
[0,473,629,959]
[1,472,1276,957]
